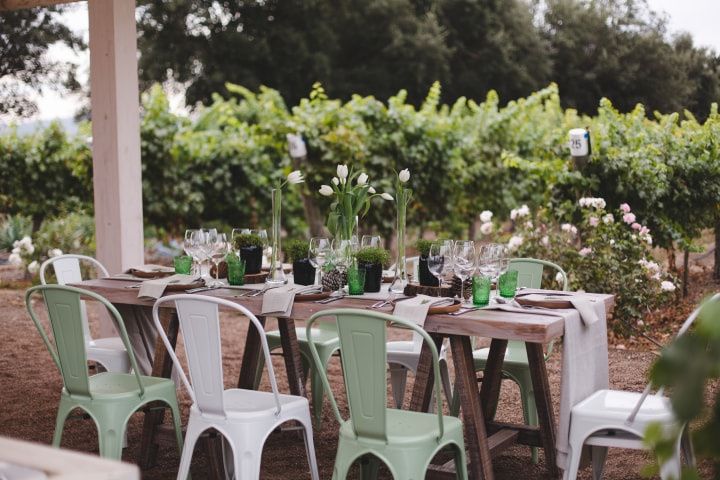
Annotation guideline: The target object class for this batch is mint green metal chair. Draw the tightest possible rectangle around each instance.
[25,285,184,461]
[307,309,468,480]
[451,258,568,463]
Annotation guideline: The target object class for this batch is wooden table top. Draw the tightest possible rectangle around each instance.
[70,279,614,344]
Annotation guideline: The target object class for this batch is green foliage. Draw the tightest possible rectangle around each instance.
[233,233,263,249]
[355,247,391,267]
[646,296,720,478]
[415,239,433,257]
[284,239,309,262]
[0,214,32,251]
[34,212,95,258]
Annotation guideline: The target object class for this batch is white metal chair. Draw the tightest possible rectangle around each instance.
[152,295,320,480]
[40,254,130,373]
[561,294,719,480]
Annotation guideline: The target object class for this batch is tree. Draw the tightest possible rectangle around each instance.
[0,7,83,117]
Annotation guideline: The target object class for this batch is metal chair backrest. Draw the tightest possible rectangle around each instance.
[509,258,568,291]
[25,285,144,399]
[152,295,283,419]
[306,309,444,442]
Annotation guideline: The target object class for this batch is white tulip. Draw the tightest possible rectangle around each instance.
[286,170,304,184]
[337,164,349,179]
[286,133,307,158]
[381,193,394,201]
[27,261,39,275]
[357,173,368,185]
[319,185,334,196]
[368,186,376,194]
[398,168,410,183]
[332,177,339,186]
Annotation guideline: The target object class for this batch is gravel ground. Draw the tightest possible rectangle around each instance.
[0,288,714,479]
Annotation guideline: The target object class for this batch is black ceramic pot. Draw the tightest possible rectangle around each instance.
[293,258,316,286]
[418,255,440,287]
[239,246,262,274]
[361,262,383,292]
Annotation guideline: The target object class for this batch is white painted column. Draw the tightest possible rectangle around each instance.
[88,0,144,274]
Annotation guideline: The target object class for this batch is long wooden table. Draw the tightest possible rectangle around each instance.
[73,278,613,480]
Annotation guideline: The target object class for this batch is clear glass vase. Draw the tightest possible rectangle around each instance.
[266,188,287,285]
[389,200,407,293]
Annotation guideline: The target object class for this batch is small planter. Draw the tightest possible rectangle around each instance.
[293,258,316,286]
[240,246,262,274]
[418,255,439,287]
[360,262,383,293]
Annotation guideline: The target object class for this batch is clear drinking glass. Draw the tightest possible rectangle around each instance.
[428,241,453,287]
[208,232,229,287]
[361,235,382,249]
[453,240,476,304]
[331,238,355,296]
[184,229,200,275]
[309,237,331,287]
[190,229,210,279]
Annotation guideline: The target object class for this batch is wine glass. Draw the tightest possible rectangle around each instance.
[309,237,331,286]
[428,241,453,287]
[184,229,201,275]
[190,229,210,279]
[477,243,501,281]
[361,235,382,249]
[331,238,355,296]
[453,240,476,304]
[208,232,229,287]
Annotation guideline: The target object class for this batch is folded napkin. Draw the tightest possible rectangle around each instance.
[393,295,443,350]
[138,274,198,299]
[127,264,175,275]
[261,285,320,317]
[515,293,601,325]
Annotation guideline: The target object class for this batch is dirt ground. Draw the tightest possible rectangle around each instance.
[1,284,717,480]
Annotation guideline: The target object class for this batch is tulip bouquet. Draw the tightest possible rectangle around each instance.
[318,164,393,241]
[267,169,305,285]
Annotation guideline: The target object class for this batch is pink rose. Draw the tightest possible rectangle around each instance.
[639,226,650,235]
[620,203,631,213]
[631,222,641,231]
[623,213,636,224]
[579,247,592,257]
[589,216,599,227]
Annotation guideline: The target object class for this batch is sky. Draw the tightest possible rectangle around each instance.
[13,0,720,122]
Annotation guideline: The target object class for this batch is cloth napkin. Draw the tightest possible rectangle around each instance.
[127,264,175,276]
[138,274,197,299]
[0,462,48,480]
[261,285,320,317]
[393,295,448,350]
[515,293,602,325]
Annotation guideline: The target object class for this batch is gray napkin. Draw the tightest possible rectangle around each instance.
[138,274,197,299]
[393,295,439,350]
[127,264,175,275]
[261,285,319,317]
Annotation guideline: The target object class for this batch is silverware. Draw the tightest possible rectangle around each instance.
[123,283,142,289]
[316,294,346,304]
[450,307,482,316]
[186,286,217,294]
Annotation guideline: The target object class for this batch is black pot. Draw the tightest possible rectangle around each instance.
[418,255,439,287]
[239,246,262,274]
[293,258,316,286]
[360,262,383,292]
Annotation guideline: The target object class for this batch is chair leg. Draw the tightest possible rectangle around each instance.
[97,421,125,460]
[562,443,583,480]
[299,415,320,480]
[177,422,203,480]
[233,445,262,480]
[52,401,74,447]
[167,399,184,456]
[449,378,461,417]
[359,455,380,480]
[591,446,608,480]
[517,377,539,464]
[453,442,469,480]
[389,364,408,409]
[439,359,453,409]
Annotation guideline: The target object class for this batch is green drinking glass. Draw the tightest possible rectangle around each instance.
[472,275,491,306]
[498,270,519,298]
[227,259,246,286]
[347,265,366,295]
[173,255,192,275]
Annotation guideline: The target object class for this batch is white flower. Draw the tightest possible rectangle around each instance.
[319,185,334,196]
[510,208,518,220]
[286,170,304,184]
[525,221,533,229]
[480,222,494,235]
[661,281,676,292]
[48,248,63,258]
[479,210,493,223]
[570,225,578,236]
[555,272,564,284]
[332,177,339,186]
[516,205,530,218]
[603,213,614,224]
[15,236,34,255]
[368,186,376,194]
[561,223,573,232]
[609,239,616,245]
[8,253,22,266]
[380,193,394,201]
[578,197,607,210]
[27,261,39,275]
[357,173,368,185]
[286,133,307,158]
[579,247,592,257]
[623,212,636,224]
[541,235,550,246]
[508,235,524,251]
[398,169,410,183]
[336,164,348,180]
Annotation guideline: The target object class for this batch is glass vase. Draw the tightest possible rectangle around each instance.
[266,188,287,285]
[389,199,407,293]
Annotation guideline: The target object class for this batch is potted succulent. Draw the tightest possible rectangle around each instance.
[286,239,315,286]
[233,233,263,274]
[355,247,391,293]
[416,239,440,287]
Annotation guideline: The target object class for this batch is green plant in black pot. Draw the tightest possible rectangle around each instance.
[286,239,316,286]
[355,247,390,293]
[416,239,440,287]
[233,233,263,274]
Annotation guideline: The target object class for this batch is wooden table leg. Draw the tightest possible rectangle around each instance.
[277,317,307,397]
[450,335,494,480]
[526,342,559,478]
[237,316,267,389]
[139,309,179,469]
[479,339,507,421]
[409,333,444,412]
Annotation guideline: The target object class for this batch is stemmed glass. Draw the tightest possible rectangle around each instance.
[208,232,229,287]
[477,243,501,281]
[184,229,201,275]
[309,237,331,287]
[427,241,453,287]
[189,229,210,279]
[361,235,382,249]
[453,240,476,304]
[331,238,355,296]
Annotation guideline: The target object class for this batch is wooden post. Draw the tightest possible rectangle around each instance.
[88,0,144,274]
